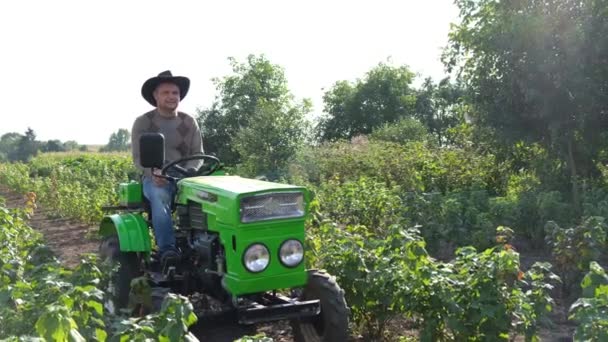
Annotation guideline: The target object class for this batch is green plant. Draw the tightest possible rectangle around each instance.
[0,153,136,223]
[0,201,199,341]
[110,293,198,342]
[369,118,429,144]
[307,222,430,340]
[545,217,607,298]
[569,261,608,340]
[315,177,405,235]
[307,222,558,341]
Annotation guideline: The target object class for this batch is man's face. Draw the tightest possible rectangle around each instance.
[153,82,180,111]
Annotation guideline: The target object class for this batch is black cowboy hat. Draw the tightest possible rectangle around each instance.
[141,70,190,107]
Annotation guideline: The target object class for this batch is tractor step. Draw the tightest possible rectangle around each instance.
[236,295,320,325]
[147,269,185,287]
[193,293,321,325]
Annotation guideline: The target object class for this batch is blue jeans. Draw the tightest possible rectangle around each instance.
[143,176,177,255]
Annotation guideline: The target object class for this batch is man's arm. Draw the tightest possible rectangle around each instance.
[185,116,204,170]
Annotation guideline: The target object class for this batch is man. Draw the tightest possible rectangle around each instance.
[131,70,203,265]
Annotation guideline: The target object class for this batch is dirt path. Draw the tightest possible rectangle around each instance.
[0,185,99,268]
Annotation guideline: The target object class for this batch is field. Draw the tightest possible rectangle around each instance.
[1,150,606,341]
[2,0,608,340]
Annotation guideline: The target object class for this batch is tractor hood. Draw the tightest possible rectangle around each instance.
[179,176,305,198]
[175,175,309,228]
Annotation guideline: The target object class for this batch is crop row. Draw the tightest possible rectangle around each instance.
[0,197,199,340]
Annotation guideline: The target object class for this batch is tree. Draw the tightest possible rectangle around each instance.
[234,100,310,178]
[101,129,130,152]
[0,132,23,161]
[197,103,236,163]
[444,0,608,210]
[63,140,80,151]
[14,128,39,162]
[41,140,66,153]
[197,54,310,167]
[414,78,465,145]
[316,61,417,141]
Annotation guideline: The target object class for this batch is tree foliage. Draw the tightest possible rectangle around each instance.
[414,78,466,145]
[100,129,130,152]
[16,128,39,162]
[316,62,417,141]
[197,54,310,173]
[0,132,22,162]
[369,117,429,145]
[234,100,310,178]
[1,130,86,161]
[444,0,608,209]
[41,140,66,153]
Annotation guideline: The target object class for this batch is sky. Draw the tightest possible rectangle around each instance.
[0,0,460,145]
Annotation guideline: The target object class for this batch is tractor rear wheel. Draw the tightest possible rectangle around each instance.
[99,235,141,314]
[291,270,349,342]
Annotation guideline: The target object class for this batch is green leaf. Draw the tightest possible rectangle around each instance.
[68,329,85,342]
[86,299,103,316]
[95,328,107,342]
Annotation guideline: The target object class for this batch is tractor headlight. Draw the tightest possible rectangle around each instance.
[243,243,270,273]
[240,192,304,223]
[279,239,304,267]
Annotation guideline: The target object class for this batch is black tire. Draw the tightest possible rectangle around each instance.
[291,270,349,342]
[99,235,141,314]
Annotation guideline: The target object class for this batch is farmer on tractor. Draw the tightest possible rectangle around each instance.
[100,69,349,341]
[131,70,203,267]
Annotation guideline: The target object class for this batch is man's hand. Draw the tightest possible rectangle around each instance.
[186,167,198,177]
[152,168,168,186]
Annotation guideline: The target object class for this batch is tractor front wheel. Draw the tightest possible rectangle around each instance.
[99,235,141,314]
[291,270,349,342]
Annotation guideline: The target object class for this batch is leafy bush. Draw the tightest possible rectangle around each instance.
[307,223,433,340]
[290,139,500,193]
[315,177,405,235]
[309,169,578,255]
[0,162,33,193]
[569,262,608,340]
[582,186,608,219]
[369,118,429,144]
[545,217,607,299]
[404,190,497,252]
[308,222,558,341]
[0,153,137,223]
[290,139,422,190]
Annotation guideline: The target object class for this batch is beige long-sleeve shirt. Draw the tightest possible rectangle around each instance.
[131,110,204,177]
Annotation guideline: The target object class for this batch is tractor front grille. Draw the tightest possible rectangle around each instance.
[240,192,304,223]
[188,202,207,230]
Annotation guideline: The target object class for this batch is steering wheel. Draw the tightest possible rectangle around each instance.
[160,154,221,179]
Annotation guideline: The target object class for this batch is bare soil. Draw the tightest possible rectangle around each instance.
[0,185,99,268]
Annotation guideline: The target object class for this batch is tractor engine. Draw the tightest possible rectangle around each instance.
[190,230,219,270]
[176,202,225,297]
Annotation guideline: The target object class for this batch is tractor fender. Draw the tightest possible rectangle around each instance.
[99,213,151,252]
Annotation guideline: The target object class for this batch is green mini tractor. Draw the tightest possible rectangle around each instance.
[98,133,349,341]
